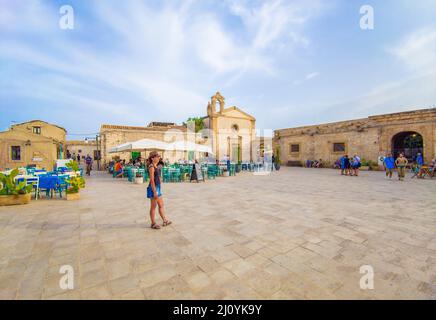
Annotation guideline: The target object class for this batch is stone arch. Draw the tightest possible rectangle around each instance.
[211,91,225,113]
[379,124,433,164]
[391,131,423,161]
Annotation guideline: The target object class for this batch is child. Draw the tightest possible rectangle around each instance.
[383,153,395,179]
[146,151,172,229]
[395,153,408,181]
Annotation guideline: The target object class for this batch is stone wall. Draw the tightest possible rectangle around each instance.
[274,108,436,166]
[0,120,66,171]
[100,124,187,165]
[66,140,98,169]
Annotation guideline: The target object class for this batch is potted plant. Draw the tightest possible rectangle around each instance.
[134,172,143,184]
[0,169,33,206]
[367,160,379,171]
[360,159,370,171]
[65,176,85,200]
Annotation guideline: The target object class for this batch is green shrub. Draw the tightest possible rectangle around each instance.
[65,176,85,194]
[0,169,33,195]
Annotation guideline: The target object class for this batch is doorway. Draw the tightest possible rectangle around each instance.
[391,131,423,161]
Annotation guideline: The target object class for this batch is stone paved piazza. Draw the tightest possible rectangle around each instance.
[1,168,435,299]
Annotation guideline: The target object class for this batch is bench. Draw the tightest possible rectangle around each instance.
[287,161,303,167]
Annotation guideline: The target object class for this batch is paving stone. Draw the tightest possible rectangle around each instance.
[0,169,435,299]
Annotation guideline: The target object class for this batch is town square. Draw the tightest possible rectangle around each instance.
[1,167,435,299]
[1,0,436,304]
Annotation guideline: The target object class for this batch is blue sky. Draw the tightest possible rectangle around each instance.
[1,0,436,138]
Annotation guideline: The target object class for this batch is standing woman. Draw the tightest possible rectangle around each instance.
[147,151,172,229]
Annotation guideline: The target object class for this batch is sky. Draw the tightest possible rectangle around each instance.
[1,0,436,139]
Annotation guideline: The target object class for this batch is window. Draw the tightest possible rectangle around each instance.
[11,146,21,160]
[333,142,346,153]
[290,144,300,153]
[32,126,41,134]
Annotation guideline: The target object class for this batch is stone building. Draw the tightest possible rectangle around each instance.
[274,108,436,167]
[0,120,66,171]
[65,140,99,169]
[99,92,259,166]
[100,122,187,165]
[203,92,257,163]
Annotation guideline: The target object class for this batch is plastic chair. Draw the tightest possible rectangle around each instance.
[170,168,181,182]
[26,176,39,200]
[57,174,70,198]
[37,176,59,198]
[162,167,171,183]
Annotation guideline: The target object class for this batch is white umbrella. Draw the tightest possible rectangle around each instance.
[109,139,170,153]
[168,140,212,153]
[108,142,131,153]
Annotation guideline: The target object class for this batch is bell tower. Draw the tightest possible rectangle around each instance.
[210,91,225,114]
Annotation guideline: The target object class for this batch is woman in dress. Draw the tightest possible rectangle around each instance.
[146,151,172,229]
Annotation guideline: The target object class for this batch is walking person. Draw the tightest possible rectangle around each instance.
[416,153,424,178]
[85,154,93,176]
[395,153,408,181]
[383,153,395,179]
[146,151,171,230]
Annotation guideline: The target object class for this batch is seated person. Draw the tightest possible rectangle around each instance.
[134,157,143,167]
[317,159,323,168]
[114,160,124,178]
[306,159,312,168]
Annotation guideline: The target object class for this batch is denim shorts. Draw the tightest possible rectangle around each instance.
[147,185,162,198]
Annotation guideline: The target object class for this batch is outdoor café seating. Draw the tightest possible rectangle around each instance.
[6,165,83,200]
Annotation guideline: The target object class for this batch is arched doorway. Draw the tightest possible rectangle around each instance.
[391,131,423,161]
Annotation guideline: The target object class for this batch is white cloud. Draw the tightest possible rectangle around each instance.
[305,72,319,80]
[387,27,436,71]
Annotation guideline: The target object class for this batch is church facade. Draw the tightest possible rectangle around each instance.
[203,92,256,163]
[99,92,258,165]
[274,108,436,167]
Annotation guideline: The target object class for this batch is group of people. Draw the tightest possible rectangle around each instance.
[305,159,323,168]
[383,152,435,180]
[66,151,93,176]
[339,154,361,176]
[382,153,408,180]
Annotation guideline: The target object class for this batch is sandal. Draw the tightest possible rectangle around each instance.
[162,220,172,227]
[151,223,161,229]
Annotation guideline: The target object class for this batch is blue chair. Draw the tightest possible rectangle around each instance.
[37,176,60,198]
[57,174,70,198]
[15,176,39,200]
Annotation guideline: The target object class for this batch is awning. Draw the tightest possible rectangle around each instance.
[109,139,169,153]
[167,140,212,153]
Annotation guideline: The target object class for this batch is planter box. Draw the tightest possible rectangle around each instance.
[66,193,80,201]
[223,171,230,177]
[134,177,143,184]
[0,193,31,206]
